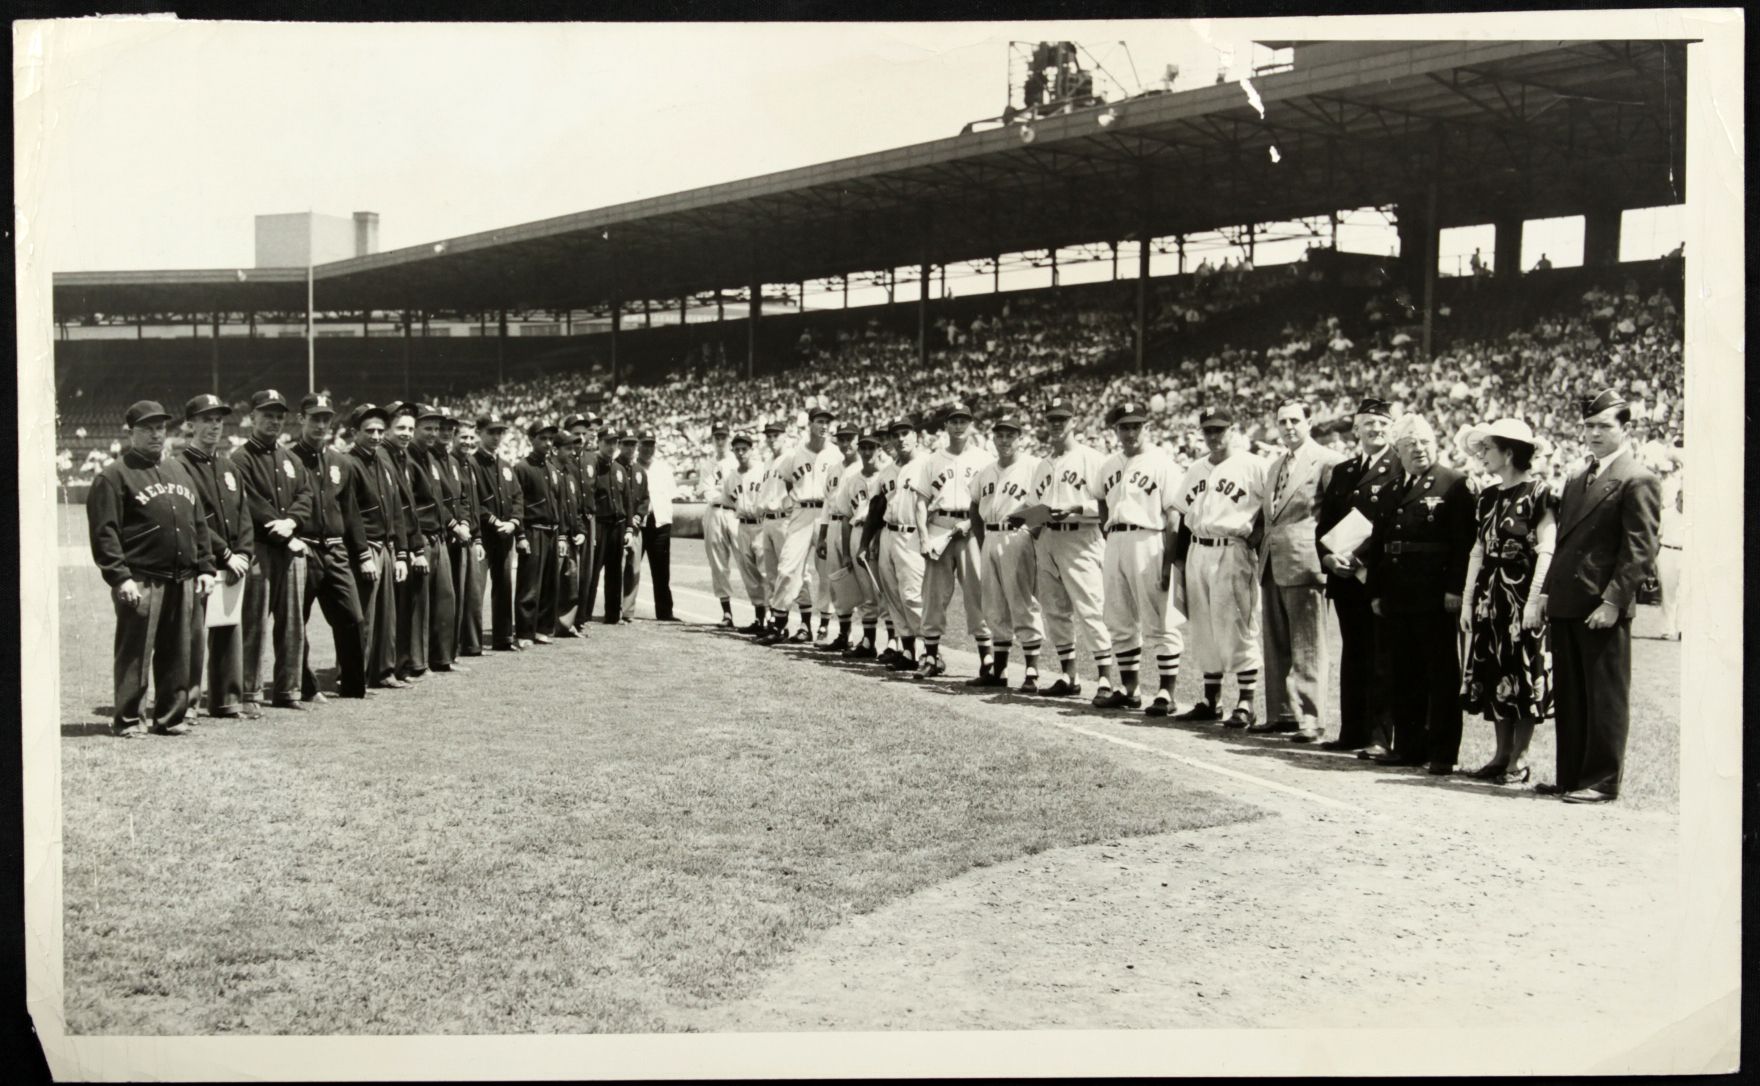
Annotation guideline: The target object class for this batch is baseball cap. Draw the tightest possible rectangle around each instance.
[562,413,591,432]
[527,421,558,440]
[857,432,882,448]
[1353,397,1393,419]
[478,416,509,432]
[1580,388,1628,418]
[250,389,290,412]
[833,421,860,439]
[619,430,638,444]
[711,420,731,437]
[351,403,391,428]
[124,400,174,427]
[762,419,786,435]
[942,400,975,422]
[637,428,657,443]
[183,393,230,420]
[1043,397,1074,421]
[1198,407,1234,429]
[990,415,1024,433]
[887,417,916,436]
[413,403,446,423]
[299,392,336,416]
[730,432,754,448]
[1107,401,1149,427]
[808,404,836,421]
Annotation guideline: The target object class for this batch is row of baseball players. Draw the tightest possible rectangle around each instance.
[689,396,1295,728]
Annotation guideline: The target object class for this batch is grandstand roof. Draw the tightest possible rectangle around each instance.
[54,38,1686,319]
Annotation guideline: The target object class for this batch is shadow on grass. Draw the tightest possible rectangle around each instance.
[1375,773,1556,802]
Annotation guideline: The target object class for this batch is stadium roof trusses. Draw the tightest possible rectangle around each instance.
[54,39,1686,319]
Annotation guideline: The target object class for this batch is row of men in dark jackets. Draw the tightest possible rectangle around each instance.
[85,390,651,737]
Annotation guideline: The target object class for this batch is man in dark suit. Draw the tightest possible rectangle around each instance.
[1365,412,1475,774]
[1540,389,1662,804]
[1313,397,1402,754]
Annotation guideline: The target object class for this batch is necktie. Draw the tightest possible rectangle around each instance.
[1272,456,1290,508]
[1584,456,1600,485]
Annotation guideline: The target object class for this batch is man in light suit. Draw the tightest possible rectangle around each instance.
[1252,401,1343,742]
[1540,389,1662,804]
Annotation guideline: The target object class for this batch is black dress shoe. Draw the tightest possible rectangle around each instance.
[1536,782,1568,796]
[1319,739,1362,752]
[1247,718,1299,735]
[1427,762,1455,776]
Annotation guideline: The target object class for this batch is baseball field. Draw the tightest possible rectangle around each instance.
[52,507,1686,1035]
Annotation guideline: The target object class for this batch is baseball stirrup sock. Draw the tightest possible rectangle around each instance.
[1156,652,1182,678]
[902,635,915,657]
[1236,668,1258,705]
[838,618,852,637]
[1055,642,1076,662]
[1204,673,1222,706]
[720,598,732,615]
[992,649,1009,673]
[923,637,940,659]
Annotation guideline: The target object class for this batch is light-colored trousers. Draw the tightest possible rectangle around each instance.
[1102,529,1185,674]
[979,528,1043,651]
[877,525,926,638]
[1185,539,1262,676]
[1035,524,1113,667]
[763,508,817,614]
[922,519,990,646]
[1262,572,1327,726]
[733,521,769,609]
[1657,544,1681,637]
[704,505,736,600]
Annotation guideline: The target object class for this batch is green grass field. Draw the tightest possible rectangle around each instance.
[53,507,1680,1033]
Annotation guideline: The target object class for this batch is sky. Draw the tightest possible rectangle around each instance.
[19,18,1681,286]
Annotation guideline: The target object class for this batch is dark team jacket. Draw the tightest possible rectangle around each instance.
[593,451,631,520]
[472,448,525,537]
[87,448,216,587]
[177,445,253,567]
[449,447,483,543]
[571,449,597,527]
[1314,447,1403,601]
[291,439,370,563]
[513,450,564,537]
[555,453,585,538]
[622,456,652,527]
[230,435,315,552]
[347,443,413,562]
[420,443,470,540]
[1364,463,1475,616]
[388,444,444,540]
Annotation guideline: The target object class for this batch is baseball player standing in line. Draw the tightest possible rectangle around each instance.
[753,421,793,639]
[966,415,1044,690]
[758,411,838,645]
[696,421,740,627]
[1252,401,1343,742]
[815,421,862,651]
[512,421,566,646]
[915,401,995,680]
[290,393,369,701]
[179,394,258,717]
[471,417,523,652]
[1093,401,1187,714]
[1030,397,1118,698]
[863,417,931,671]
[233,389,314,711]
[450,418,487,658]
[720,432,773,631]
[1174,408,1268,728]
[834,430,889,659]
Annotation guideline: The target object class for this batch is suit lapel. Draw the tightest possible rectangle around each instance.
[1558,456,1628,540]
[1271,444,1309,521]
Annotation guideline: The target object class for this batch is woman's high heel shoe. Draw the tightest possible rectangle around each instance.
[1468,762,1508,781]
[1493,765,1532,786]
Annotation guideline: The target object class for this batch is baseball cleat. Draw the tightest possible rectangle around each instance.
[877,647,900,664]
[737,620,767,635]
[888,654,920,672]
[1247,718,1299,735]
[791,627,813,643]
[1224,706,1256,729]
[1093,688,1141,710]
[1041,678,1081,698]
[755,630,783,646]
[1172,701,1219,722]
[1145,695,1173,717]
[718,616,735,628]
[149,722,192,737]
[1018,673,1040,695]
[822,635,851,652]
[966,672,1007,688]
[849,641,878,659]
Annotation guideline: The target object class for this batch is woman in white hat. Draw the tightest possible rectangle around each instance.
[1456,418,1557,784]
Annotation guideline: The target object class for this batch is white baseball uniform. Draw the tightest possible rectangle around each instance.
[876,455,928,639]
[1658,470,1682,637]
[1177,449,1268,681]
[973,455,1045,657]
[764,441,839,617]
[720,464,770,610]
[697,451,738,601]
[917,443,994,654]
[831,464,883,624]
[816,452,858,624]
[1097,446,1187,682]
[1032,442,1114,672]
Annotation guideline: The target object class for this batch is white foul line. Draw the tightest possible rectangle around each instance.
[660,579,1357,813]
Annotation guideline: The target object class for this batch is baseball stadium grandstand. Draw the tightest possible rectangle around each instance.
[53,39,1687,491]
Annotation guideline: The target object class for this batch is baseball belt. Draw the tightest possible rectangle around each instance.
[764,512,788,520]
[1042,522,1095,532]
[884,524,918,535]
[738,516,760,525]
[1385,541,1446,554]
[796,500,826,509]
[1106,524,1156,534]
[830,514,848,522]
[983,523,1023,532]
[1193,536,1240,547]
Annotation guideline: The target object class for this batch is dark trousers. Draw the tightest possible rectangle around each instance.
[243,544,306,703]
[398,535,444,677]
[112,576,199,727]
[301,540,367,698]
[452,538,484,656]
[188,572,244,715]
[584,517,612,622]
[516,528,561,639]
[1549,616,1631,796]
[483,531,517,648]
[1375,609,1463,766]
[558,527,583,629]
[574,517,597,625]
[1331,588,1387,749]
[642,521,674,619]
[428,536,458,668]
[594,516,627,623]
[357,542,399,684]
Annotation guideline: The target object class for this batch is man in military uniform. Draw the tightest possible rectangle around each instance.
[550,421,589,637]
[290,392,368,701]
[514,421,567,644]
[88,400,217,736]
[1364,412,1475,774]
[473,417,525,652]
[344,403,411,688]
[450,417,488,656]
[386,403,444,679]
[585,427,626,625]
[232,389,314,711]
[617,431,651,623]
[1313,397,1402,754]
[179,394,255,719]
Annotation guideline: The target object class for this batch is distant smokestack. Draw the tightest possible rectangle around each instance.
[353,211,380,257]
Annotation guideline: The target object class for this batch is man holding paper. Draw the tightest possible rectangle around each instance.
[1313,397,1402,754]
[179,394,256,720]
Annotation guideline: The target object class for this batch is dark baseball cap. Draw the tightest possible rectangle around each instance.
[887,417,916,436]
[562,413,592,431]
[413,403,446,423]
[637,428,657,443]
[1107,402,1148,427]
[1580,388,1628,418]
[250,389,290,412]
[731,432,754,448]
[351,403,391,428]
[762,419,786,435]
[183,393,230,420]
[991,415,1024,433]
[619,430,638,444]
[942,400,975,422]
[478,416,509,432]
[857,432,883,448]
[808,404,836,421]
[1199,407,1234,429]
[833,421,860,439]
[527,421,558,440]
[299,392,336,416]
[1353,397,1393,419]
[710,420,731,437]
[124,400,174,427]
[1043,397,1074,421]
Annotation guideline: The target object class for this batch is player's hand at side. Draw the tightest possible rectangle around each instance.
[360,556,379,582]
[816,543,827,561]
[195,573,215,596]
[116,578,143,608]
[394,559,408,583]
[558,539,570,558]
[1157,564,1171,593]
[1584,600,1619,630]
[287,537,308,556]
[225,553,251,582]
[516,538,530,555]
[412,553,429,573]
